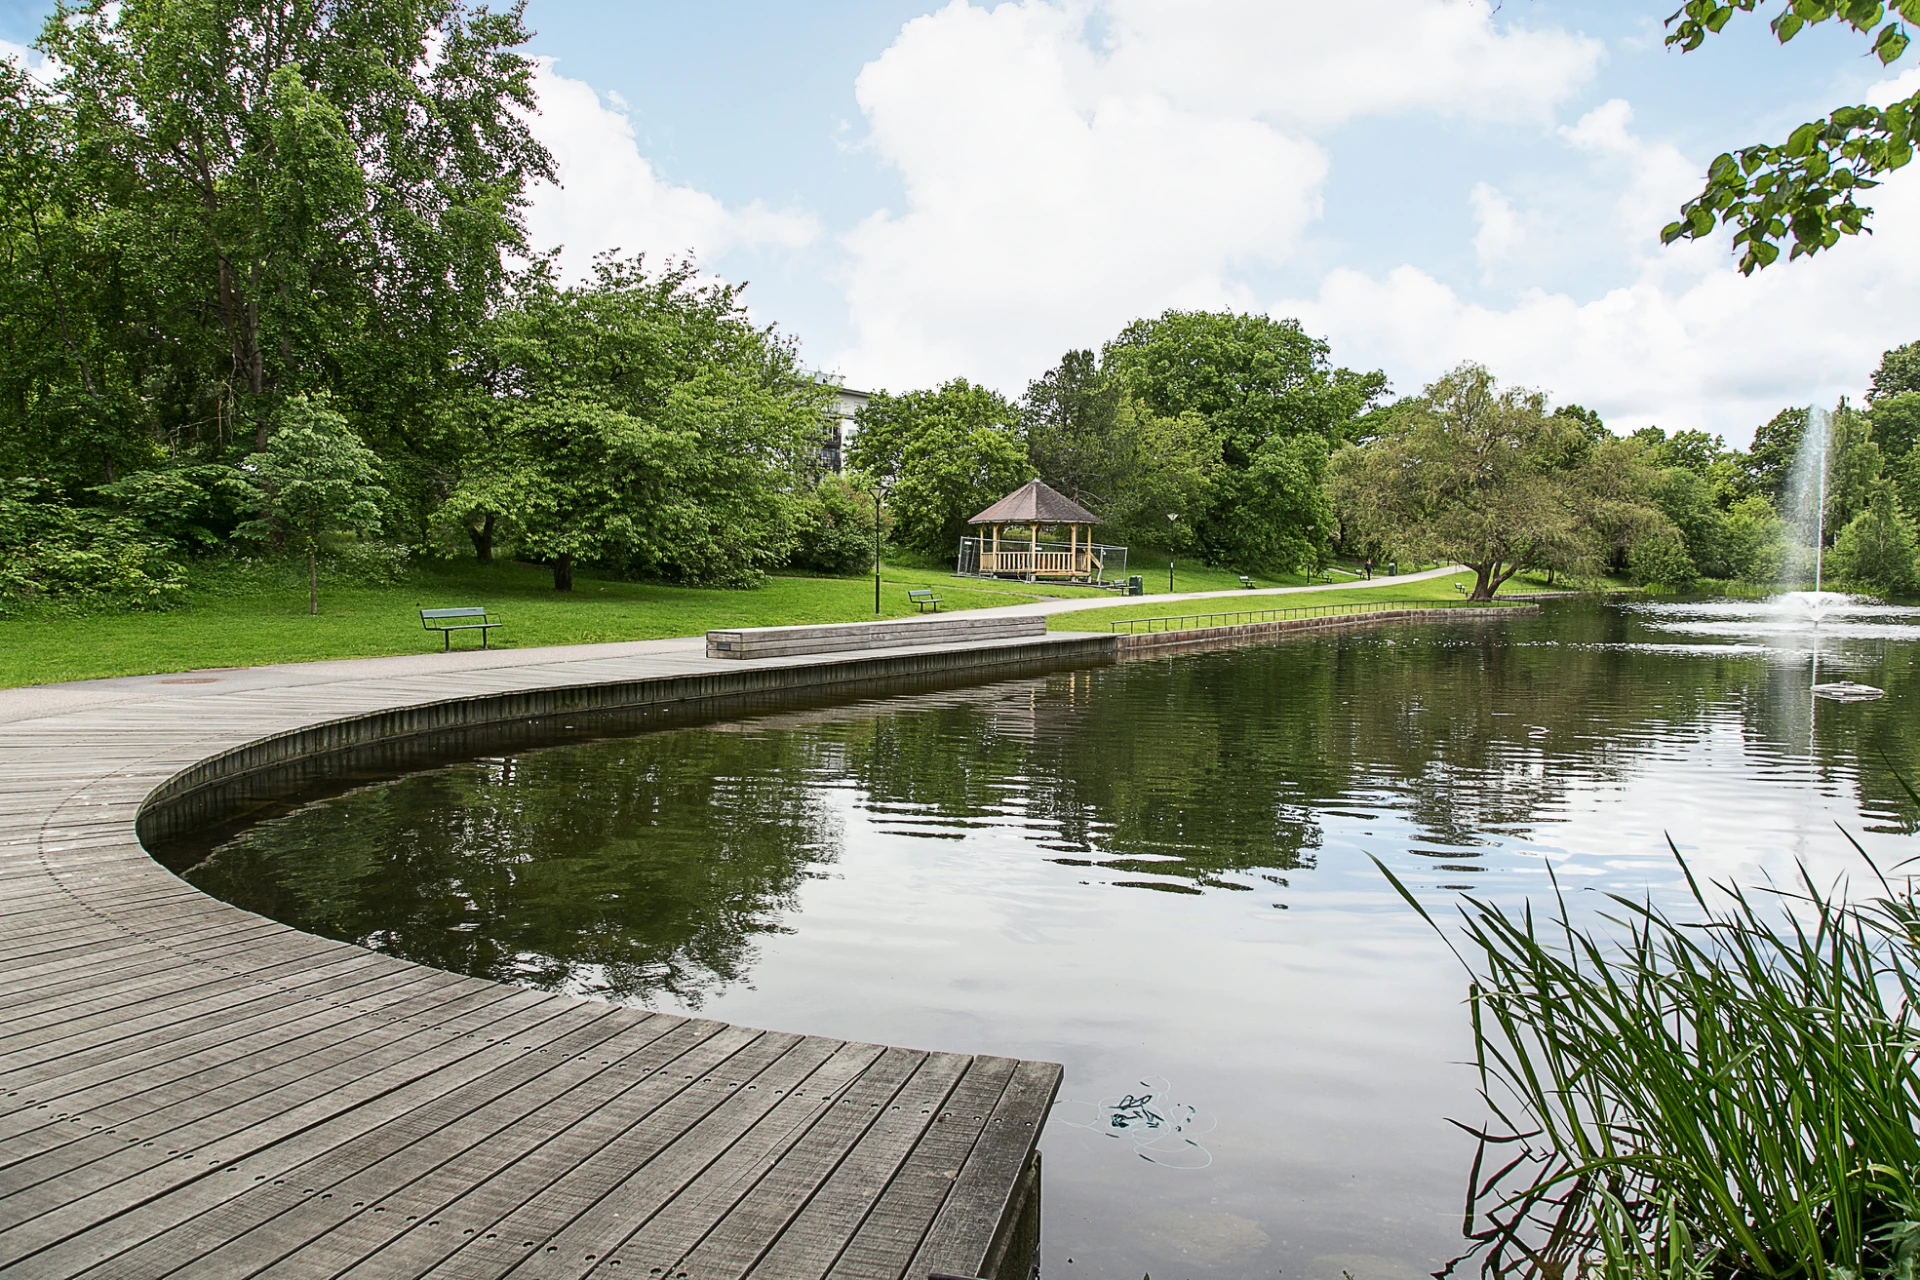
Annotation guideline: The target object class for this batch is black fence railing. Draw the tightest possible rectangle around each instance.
[1106,598,1498,634]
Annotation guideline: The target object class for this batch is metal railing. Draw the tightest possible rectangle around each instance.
[1106,598,1497,634]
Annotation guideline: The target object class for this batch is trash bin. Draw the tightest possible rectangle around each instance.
[1127,575,1144,596]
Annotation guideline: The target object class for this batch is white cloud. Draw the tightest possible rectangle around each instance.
[0,37,58,83]
[1276,100,1920,443]
[1098,0,1604,129]
[523,59,819,279]
[834,0,1600,392]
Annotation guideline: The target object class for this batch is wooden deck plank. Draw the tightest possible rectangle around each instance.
[825,1056,1023,1280]
[482,1041,889,1280]
[743,1052,974,1280]
[250,1022,792,1279]
[0,638,1073,1279]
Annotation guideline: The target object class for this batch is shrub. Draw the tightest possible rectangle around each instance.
[1626,531,1699,591]
[1831,485,1919,596]
[787,477,887,575]
[0,479,184,613]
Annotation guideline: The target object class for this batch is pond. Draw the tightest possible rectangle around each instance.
[157,599,1920,1280]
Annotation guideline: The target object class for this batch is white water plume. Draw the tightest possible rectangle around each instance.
[1782,405,1833,591]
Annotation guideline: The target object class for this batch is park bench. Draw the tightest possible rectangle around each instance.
[421,606,502,650]
[1238,575,1254,589]
[908,587,943,613]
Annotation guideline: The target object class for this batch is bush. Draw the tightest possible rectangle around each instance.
[787,477,887,575]
[1626,531,1699,591]
[1831,485,1919,595]
[327,539,415,585]
[0,479,184,613]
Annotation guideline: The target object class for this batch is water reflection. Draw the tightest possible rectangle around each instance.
[175,600,1920,1278]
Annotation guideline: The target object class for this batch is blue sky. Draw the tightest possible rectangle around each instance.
[7,1,1918,442]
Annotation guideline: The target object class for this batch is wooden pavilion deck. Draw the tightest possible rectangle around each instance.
[0,634,1087,1279]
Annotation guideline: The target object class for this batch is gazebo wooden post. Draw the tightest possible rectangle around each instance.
[1068,523,1077,577]
[1029,522,1038,578]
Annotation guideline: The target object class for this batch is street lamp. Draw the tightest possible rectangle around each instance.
[1166,512,1178,593]
[873,485,884,614]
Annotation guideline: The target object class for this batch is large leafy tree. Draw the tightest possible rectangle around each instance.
[1019,349,1221,547]
[848,380,1033,559]
[4,0,550,513]
[1334,365,1606,600]
[1662,2,1920,272]
[447,255,829,589]
[1103,310,1384,571]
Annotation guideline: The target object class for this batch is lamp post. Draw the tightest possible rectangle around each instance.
[1166,512,1178,593]
[873,486,883,615]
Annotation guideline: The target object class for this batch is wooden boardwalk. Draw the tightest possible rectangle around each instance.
[0,636,1091,1279]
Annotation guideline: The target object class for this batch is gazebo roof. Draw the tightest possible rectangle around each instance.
[968,480,1099,526]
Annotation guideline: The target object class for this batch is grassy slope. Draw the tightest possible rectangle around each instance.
[1046,570,1486,630]
[0,560,1082,687]
[0,556,1520,689]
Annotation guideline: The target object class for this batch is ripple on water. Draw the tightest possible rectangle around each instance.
[164,598,1920,1279]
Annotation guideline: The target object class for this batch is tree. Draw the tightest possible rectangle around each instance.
[1331,364,1593,600]
[1019,349,1220,545]
[1,0,550,524]
[887,422,1034,560]
[1104,310,1385,570]
[1869,341,1920,401]
[448,254,830,589]
[1830,483,1920,594]
[848,380,1032,560]
[238,396,386,614]
[1661,2,1920,273]
[1742,407,1809,502]
[848,380,1018,484]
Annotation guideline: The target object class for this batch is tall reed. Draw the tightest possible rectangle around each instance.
[1380,846,1920,1280]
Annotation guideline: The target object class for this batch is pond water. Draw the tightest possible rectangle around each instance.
[163,599,1920,1280]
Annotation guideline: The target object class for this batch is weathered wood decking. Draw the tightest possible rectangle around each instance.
[0,634,1099,1279]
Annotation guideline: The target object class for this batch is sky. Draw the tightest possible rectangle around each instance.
[5,0,1919,445]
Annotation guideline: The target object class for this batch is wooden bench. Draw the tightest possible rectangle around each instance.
[420,606,502,650]
[1238,575,1254,589]
[908,587,943,613]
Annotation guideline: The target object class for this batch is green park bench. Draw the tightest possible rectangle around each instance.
[1239,576,1254,589]
[907,587,943,613]
[421,606,502,651]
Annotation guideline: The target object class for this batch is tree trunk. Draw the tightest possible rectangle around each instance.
[1470,563,1497,601]
[553,553,573,592]
[469,514,496,564]
[308,546,318,615]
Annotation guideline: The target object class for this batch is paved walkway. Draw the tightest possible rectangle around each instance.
[0,566,1464,727]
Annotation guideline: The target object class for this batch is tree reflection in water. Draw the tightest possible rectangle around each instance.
[184,600,1920,1010]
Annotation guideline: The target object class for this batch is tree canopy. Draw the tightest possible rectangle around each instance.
[1662,1,1920,272]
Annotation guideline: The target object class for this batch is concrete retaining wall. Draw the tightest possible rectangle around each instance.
[707,613,1046,659]
[1113,604,1539,655]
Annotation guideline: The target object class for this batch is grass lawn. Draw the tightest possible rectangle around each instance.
[1046,571,1489,630]
[0,556,1526,689]
[0,559,1105,688]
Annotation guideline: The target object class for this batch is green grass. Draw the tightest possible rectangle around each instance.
[1045,571,1485,630]
[0,555,1490,688]
[0,558,1095,688]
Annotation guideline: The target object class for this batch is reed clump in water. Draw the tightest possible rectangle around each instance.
[1382,843,1920,1280]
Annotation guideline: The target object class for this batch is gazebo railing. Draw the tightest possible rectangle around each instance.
[1105,598,1494,633]
[957,537,1128,582]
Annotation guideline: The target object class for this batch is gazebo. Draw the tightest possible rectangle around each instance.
[958,480,1127,583]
